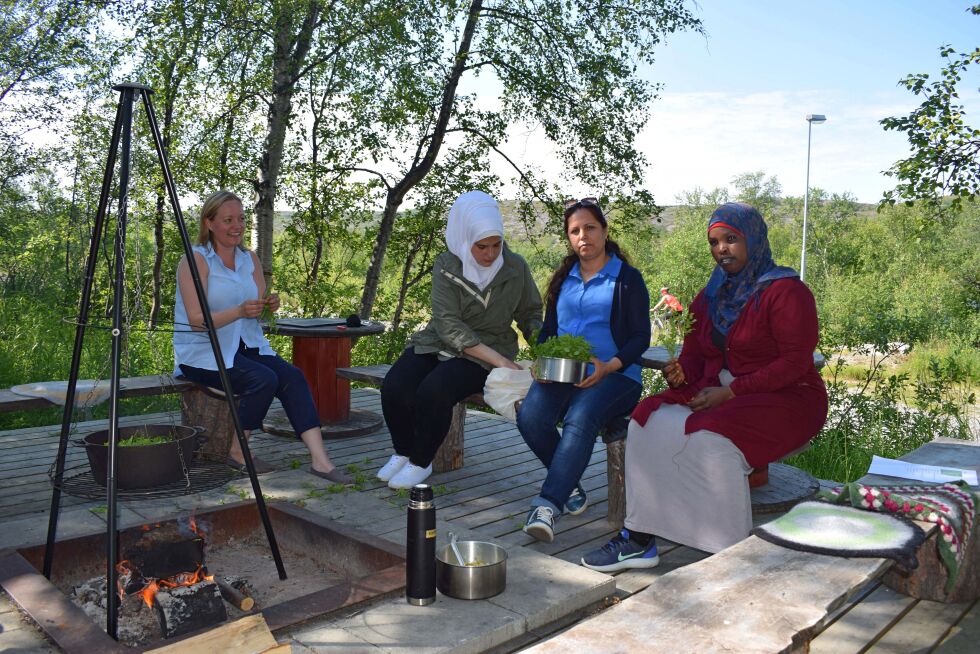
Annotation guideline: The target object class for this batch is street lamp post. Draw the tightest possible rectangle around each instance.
[800,113,826,283]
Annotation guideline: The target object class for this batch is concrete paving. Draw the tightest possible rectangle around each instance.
[0,468,613,653]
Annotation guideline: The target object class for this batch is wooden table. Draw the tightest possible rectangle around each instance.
[263,318,385,438]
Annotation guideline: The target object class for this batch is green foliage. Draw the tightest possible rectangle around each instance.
[789,352,976,482]
[652,306,695,359]
[532,334,593,363]
[880,7,980,215]
[117,434,171,447]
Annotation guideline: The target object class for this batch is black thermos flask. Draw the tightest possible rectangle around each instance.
[406,483,436,605]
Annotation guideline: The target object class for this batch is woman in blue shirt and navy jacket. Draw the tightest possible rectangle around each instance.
[517,197,651,543]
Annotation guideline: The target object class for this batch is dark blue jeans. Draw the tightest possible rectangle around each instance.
[179,342,319,436]
[517,373,641,514]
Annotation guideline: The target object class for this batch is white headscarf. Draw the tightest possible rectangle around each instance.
[445,190,505,291]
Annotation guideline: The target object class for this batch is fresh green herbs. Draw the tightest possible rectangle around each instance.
[260,290,276,328]
[532,334,593,363]
[103,433,172,447]
[652,306,695,360]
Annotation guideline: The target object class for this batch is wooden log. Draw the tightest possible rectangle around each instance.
[606,438,626,529]
[860,438,980,603]
[216,577,255,611]
[152,580,228,639]
[433,402,465,473]
[125,537,205,582]
[145,614,277,654]
[883,523,980,603]
[180,385,238,461]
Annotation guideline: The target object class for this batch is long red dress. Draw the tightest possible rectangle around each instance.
[636,277,828,468]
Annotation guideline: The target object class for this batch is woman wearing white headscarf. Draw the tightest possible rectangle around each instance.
[378,191,543,488]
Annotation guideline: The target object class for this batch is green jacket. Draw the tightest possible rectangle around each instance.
[410,246,543,369]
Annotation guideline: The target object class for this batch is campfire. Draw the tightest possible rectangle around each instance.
[1,502,406,652]
[72,516,258,645]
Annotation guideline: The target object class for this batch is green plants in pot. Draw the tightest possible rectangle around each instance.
[532,334,594,383]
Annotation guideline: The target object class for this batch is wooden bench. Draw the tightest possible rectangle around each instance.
[0,375,194,413]
[337,362,817,525]
[0,376,237,461]
[524,438,980,653]
[336,364,630,488]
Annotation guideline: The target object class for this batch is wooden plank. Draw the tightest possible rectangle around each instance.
[866,597,975,653]
[0,375,195,413]
[523,535,893,654]
[612,545,711,595]
[144,614,277,654]
[334,364,392,384]
[934,600,980,653]
[335,365,483,404]
[808,584,915,654]
[638,347,824,371]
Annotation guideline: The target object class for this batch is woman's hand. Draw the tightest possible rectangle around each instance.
[529,364,550,383]
[576,356,621,389]
[264,293,281,313]
[498,358,522,371]
[240,299,265,319]
[686,386,734,411]
[663,360,686,387]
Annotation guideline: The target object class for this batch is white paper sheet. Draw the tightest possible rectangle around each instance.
[868,455,979,486]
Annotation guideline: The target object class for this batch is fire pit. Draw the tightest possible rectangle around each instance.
[0,502,405,652]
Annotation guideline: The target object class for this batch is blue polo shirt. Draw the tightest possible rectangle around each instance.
[556,254,641,383]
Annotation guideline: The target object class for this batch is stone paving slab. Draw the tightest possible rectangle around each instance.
[0,469,614,653]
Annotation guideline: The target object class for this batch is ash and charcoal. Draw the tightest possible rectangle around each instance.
[68,530,346,646]
[70,576,161,648]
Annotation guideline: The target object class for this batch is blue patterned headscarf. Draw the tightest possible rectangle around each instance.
[704,203,797,335]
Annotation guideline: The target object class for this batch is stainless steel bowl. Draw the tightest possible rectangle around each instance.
[536,356,588,383]
[436,540,507,599]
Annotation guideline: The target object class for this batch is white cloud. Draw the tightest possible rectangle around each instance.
[639,89,922,204]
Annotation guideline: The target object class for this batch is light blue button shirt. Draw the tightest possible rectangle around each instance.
[556,254,641,383]
[173,244,274,374]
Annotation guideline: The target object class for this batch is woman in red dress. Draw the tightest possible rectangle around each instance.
[581,202,828,571]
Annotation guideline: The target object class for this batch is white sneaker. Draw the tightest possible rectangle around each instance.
[377,454,410,482]
[388,462,433,489]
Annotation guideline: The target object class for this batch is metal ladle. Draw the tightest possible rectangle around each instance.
[448,531,465,566]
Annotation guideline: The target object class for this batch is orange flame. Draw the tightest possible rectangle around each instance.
[138,564,214,608]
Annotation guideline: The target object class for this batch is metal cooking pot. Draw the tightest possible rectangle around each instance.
[77,424,202,489]
[436,540,507,600]
[535,356,588,384]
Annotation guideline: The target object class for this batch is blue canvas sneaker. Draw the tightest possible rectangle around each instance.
[581,530,659,572]
[565,484,588,516]
[523,506,557,543]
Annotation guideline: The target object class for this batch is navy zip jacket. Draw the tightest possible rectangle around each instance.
[539,260,651,370]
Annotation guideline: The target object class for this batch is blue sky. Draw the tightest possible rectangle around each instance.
[640,0,979,203]
[499,1,978,205]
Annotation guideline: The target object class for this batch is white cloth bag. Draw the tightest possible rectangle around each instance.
[482,362,533,421]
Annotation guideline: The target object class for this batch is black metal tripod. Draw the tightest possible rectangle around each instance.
[41,83,287,640]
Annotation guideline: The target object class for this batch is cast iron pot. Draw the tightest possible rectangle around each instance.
[436,540,507,599]
[535,356,588,383]
[77,424,202,489]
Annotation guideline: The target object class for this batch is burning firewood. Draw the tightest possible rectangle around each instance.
[152,579,228,639]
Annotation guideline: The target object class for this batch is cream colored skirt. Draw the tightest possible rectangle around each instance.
[624,402,752,554]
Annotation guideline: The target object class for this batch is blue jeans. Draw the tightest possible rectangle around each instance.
[517,373,641,514]
[179,341,319,435]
